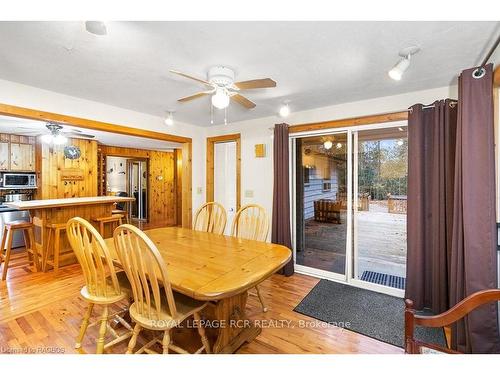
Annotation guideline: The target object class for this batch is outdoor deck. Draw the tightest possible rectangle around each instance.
[296,200,406,285]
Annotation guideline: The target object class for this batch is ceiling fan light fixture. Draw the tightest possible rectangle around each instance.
[279,103,290,118]
[211,88,230,109]
[53,134,68,145]
[85,21,107,36]
[323,140,333,150]
[41,134,53,144]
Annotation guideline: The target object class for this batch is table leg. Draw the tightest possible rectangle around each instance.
[204,291,262,354]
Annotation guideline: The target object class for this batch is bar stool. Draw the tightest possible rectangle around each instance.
[112,209,129,224]
[92,214,124,238]
[44,222,73,272]
[0,220,40,281]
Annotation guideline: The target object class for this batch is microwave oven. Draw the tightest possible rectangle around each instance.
[1,173,37,189]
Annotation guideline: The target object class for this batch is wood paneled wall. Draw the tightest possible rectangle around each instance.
[98,145,178,226]
[36,138,98,200]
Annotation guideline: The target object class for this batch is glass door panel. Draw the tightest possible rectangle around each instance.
[295,132,348,275]
[354,127,408,290]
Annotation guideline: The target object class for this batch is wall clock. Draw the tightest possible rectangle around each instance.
[64,145,81,160]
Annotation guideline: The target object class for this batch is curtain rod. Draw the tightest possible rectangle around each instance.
[481,33,500,67]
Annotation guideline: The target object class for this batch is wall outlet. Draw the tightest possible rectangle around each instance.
[196,187,203,194]
[245,189,254,198]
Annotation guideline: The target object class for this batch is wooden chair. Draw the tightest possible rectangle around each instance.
[66,217,133,354]
[0,219,40,280]
[405,289,500,354]
[113,224,211,354]
[192,202,227,235]
[231,204,270,312]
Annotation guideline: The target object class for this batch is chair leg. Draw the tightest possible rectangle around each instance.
[43,227,52,272]
[96,305,109,354]
[127,324,142,354]
[26,227,39,272]
[0,226,8,266]
[193,311,211,353]
[162,330,171,354]
[1,229,13,281]
[254,285,268,312]
[53,229,61,272]
[75,303,94,350]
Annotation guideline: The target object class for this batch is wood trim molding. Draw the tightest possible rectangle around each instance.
[289,111,408,133]
[0,102,192,143]
[494,66,500,88]
[206,134,241,211]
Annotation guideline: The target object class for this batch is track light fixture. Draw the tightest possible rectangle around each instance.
[388,46,420,81]
[279,102,290,117]
[164,111,174,126]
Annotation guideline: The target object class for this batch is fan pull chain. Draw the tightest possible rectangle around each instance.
[210,103,214,125]
[224,107,227,125]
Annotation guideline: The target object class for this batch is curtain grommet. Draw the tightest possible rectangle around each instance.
[472,67,486,79]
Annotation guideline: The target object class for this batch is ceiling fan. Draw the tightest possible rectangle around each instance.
[171,66,276,109]
[17,122,95,144]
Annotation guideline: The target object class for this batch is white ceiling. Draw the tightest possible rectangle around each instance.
[0,21,498,126]
[0,115,181,150]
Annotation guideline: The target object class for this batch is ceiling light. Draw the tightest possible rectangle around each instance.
[279,103,290,118]
[323,140,333,150]
[53,134,68,145]
[164,112,174,126]
[397,140,404,146]
[388,46,420,81]
[388,57,410,81]
[398,127,404,132]
[211,88,230,109]
[85,21,107,36]
[336,142,343,149]
[41,134,53,144]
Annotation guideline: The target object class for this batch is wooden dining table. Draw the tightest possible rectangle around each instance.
[103,226,292,354]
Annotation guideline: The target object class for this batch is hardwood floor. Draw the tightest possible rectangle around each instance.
[0,250,402,354]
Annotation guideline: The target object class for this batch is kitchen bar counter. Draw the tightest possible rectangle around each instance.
[6,196,135,270]
[4,196,134,210]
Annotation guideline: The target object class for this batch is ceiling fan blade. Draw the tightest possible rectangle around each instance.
[178,91,213,102]
[231,94,256,109]
[64,131,95,139]
[169,70,213,87]
[233,78,276,90]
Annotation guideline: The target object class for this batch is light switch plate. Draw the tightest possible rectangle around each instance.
[196,187,203,194]
[245,190,254,198]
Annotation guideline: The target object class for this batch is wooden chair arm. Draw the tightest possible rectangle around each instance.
[406,289,500,328]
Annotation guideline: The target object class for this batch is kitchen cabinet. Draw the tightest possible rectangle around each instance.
[0,133,36,172]
[0,142,9,170]
[10,143,34,171]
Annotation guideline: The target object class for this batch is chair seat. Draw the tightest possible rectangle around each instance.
[93,214,123,223]
[5,220,33,229]
[129,290,207,331]
[47,222,67,230]
[80,271,131,304]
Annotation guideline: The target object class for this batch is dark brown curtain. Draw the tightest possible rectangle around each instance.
[406,99,458,314]
[450,64,500,353]
[272,123,293,276]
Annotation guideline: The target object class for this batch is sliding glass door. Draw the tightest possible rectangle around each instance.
[292,123,407,296]
[294,132,350,279]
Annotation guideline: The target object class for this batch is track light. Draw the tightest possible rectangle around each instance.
[388,46,420,81]
[388,56,411,81]
[279,103,290,117]
[211,88,230,109]
[85,21,107,36]
[164,112,174,126]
